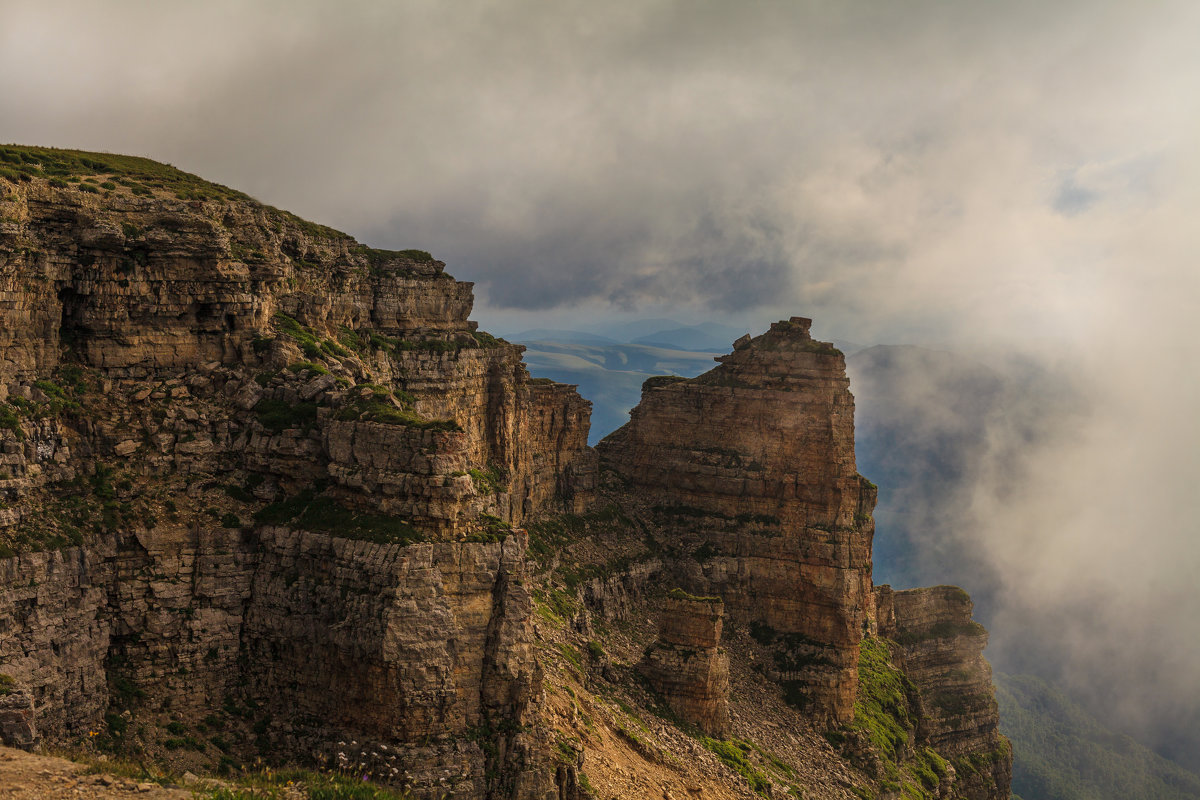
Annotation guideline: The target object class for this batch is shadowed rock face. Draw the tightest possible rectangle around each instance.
[598,318,876,724]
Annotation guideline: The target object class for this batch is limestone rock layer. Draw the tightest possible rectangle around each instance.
[639,592,730,736]
[875,585,1012,800]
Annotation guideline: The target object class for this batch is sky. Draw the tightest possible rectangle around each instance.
[5,0,1200,767]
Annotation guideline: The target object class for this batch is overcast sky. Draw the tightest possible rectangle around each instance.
[4,0,1197,345]
[6,0,1200,763]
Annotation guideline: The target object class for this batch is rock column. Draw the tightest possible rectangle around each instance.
[639,591,730,736]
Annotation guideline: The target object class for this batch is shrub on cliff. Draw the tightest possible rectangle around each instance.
[254,398,320,433]
[333,389,461,432]
[253,490,423,545]
[0,403,23,439]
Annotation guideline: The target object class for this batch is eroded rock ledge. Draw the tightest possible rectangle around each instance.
[639,590,730,736]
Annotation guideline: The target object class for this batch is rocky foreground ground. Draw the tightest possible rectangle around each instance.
[0,746,192,799]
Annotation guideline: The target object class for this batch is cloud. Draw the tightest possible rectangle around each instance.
[4,0,1197,341]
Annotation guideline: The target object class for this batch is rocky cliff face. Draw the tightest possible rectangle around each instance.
[597,317,875,725]
[0,148,1008,800]
[875,585,1012,800]
[0,161,594,534]
[0,150,593,798]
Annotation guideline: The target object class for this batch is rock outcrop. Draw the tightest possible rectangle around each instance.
[875,585,1011,800]
[0,156,595,536]
[598,317,875,724]
[639,590,730,736]
[0,150,593,798]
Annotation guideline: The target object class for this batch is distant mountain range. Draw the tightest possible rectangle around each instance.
[510,321,749,352]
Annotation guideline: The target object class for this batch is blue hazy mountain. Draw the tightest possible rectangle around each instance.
[515,339,720,444]
[508,329,623,346]
[586,318,687,341]
[631,321,750,352]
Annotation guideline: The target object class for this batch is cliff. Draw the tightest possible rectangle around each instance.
[0,146,1008,800]
[0,146,592,798]
[597,317,875,725]
[875,585,1011,799]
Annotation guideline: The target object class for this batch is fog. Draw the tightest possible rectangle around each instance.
[5,0,1200,770]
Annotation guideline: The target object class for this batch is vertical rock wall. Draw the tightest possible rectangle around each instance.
[0,546,113,737]
[598,318,875,723]
[875,585,1011,799]
[0,172,594,797]
[0,527,544,799]
[0,163,1012,800]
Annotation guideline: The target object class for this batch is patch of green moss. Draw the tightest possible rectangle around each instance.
[852,636,913,760]
[467,464,505,494]
[1,144,251,200]
[701,737,774,797]
[287,361,330,376]
[273,312,326,360]
[253,398,320,433]
[0,403,24,440]
[465,512,511,543]
[557,642,583,672]
[333,389,460,432]
[252,490,423,546]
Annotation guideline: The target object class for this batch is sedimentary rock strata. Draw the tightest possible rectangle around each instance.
[875,584,1012,800]
[0,150,1009,800]
[0,157,591,798]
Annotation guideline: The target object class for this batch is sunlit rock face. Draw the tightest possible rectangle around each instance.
[0,154,1009,800]
[876,584,1012,800]
[598,317,876,724]
[0,167,594,798]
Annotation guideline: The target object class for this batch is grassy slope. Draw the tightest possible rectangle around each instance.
[997,673,1200,800]
[0,143,352,241]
